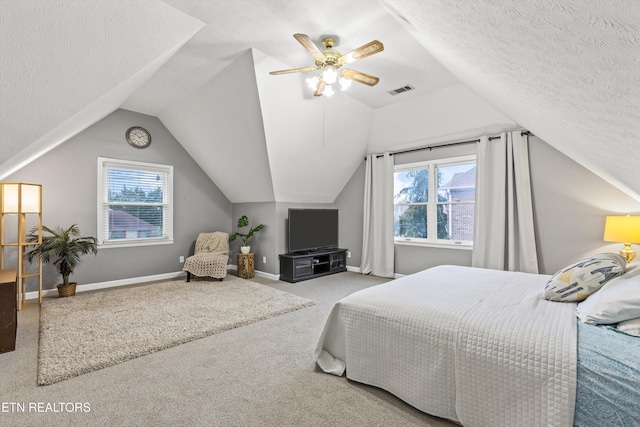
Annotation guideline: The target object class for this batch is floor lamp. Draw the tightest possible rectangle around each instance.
[0,183,42,310]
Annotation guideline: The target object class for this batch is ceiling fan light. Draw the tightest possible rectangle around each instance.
[338,77,351,91]
[306,76,319,90]
[323,85,335,97]
[322,68,338,85]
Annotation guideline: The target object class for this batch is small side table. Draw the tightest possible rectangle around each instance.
[237,253,255,279]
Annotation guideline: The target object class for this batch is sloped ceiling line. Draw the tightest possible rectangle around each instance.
[3,0,639,204]
[252,48,374,203]
[380,0,640,201]
[0,0,204,180]
[159,50,275,204]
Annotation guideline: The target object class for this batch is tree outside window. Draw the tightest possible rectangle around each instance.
[394,157,475,246]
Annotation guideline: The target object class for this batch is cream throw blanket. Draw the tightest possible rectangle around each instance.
[183,232,229,278]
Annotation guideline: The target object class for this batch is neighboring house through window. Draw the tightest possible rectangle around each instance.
[97,157,173,247]
[393,155,476,248]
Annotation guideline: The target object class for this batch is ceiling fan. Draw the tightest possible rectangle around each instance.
[269,34,384,97]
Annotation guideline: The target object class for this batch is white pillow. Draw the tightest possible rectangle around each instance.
[576,264,640,324]
[616,317,640,337]
[544,253,626,302]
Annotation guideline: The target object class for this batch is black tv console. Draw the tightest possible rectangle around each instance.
[279,248,348,283]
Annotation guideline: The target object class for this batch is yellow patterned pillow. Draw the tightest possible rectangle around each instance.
[544,253,626,302]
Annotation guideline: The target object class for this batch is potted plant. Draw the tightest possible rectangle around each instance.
[26,224,99,297]
[229,215,264,254]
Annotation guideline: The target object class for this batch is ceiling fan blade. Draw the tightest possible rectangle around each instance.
[269,66,317,75]
[340,69,380,86]
[294,33,326,62]
[338,40,384,65]
[314,79,326,96]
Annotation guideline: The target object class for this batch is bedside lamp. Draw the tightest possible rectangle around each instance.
[604,215,640,263]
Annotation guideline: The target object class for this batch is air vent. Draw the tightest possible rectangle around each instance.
[389,85,415,95]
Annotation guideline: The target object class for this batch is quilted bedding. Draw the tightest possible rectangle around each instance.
[575,322,640,427]
[315,265,577,426]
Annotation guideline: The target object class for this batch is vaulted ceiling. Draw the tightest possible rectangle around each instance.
[2,1,639,203]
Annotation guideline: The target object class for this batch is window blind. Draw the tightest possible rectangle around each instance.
[97,158,173,246]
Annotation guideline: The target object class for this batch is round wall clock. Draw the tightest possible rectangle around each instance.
[125,126,151,149]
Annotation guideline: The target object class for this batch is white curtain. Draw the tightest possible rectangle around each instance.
[472,132,538,273]
[361,153,395,278]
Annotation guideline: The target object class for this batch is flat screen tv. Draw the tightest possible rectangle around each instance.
[288,208,339,253]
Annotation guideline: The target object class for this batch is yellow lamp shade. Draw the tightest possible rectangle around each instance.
[604,215,640,243]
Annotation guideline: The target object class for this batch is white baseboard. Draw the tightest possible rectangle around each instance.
[254,270,279,281]
[344,265,402,279]
[27,264,355,300]
[227,264,280,281]
[232,263,358,281]
[26,270,188,300]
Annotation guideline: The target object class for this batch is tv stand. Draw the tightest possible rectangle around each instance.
[279,248,347,283]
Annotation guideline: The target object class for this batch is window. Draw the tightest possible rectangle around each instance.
[394,155,476,247]
[97,157,173,247]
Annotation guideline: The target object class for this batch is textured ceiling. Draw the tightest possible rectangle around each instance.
[121,0,465,204]
[381,0,640,200]
[122,0,458,115]
[2,0,638,204]
[0,0,204,178]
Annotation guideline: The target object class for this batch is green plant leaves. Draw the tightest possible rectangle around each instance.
[25,224,98,284]
[229,216,264,246]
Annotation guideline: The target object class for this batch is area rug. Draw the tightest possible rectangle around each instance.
[37,278,315,385]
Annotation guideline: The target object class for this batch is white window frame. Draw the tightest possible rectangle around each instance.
[394,154,476,249]
[97,157,173,248]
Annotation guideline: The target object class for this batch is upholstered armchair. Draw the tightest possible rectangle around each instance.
[183,232,229,282]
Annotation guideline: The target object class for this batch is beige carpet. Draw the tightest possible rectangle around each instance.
[38,277,315,386]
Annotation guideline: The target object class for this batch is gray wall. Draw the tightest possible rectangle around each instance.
[529,137,640,273]
[230,202,276,274]
[229,201,336,276]
[10,108,639,287]
[6,109,232,290]
[333,136,640,276]
[333,142,476,275]
[234,135,640,278]
[333,161,366,269]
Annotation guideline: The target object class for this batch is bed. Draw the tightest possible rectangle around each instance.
[315,265,640,427]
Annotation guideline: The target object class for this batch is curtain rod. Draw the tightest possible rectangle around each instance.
[371,130,531,159]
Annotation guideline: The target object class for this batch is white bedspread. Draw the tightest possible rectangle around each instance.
[315,265,577,427]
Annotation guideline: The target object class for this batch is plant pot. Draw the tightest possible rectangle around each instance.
[240,246,250,254]
[57,282,77,298]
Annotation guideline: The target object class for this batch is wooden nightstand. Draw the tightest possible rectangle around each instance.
[237,253,255,279]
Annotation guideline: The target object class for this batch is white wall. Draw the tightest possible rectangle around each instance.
[252,49,374,203]
[367,83,517,154]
